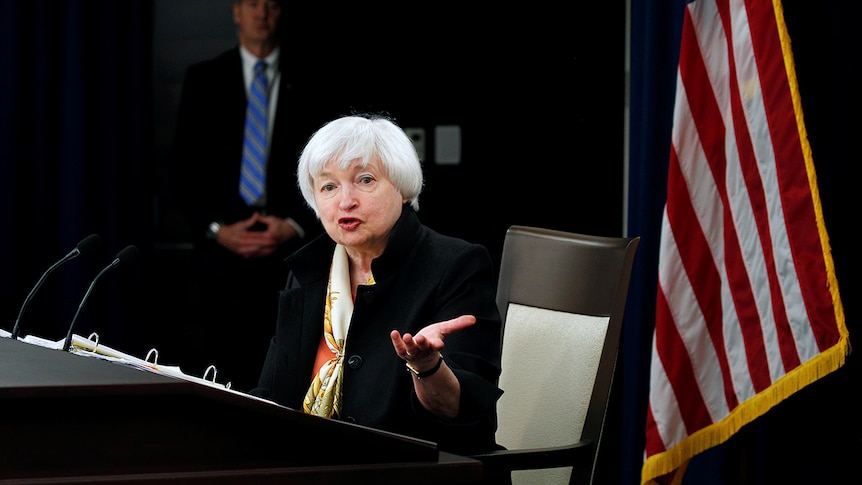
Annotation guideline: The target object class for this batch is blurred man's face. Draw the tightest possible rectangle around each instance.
[233,0,282,47]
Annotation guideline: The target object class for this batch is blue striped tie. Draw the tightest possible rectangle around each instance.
[240,60,269,205]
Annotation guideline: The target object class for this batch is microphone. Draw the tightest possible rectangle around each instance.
[62,245,140,352]
[9,234,102,340]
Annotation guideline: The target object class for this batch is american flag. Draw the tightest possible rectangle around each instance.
[641,1,849,483]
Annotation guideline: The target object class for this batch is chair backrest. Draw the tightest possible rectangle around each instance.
[494,226,640,485]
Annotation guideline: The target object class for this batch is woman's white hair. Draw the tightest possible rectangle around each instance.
[297,114,423,216]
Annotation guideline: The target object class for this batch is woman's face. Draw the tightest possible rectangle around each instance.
[312,158,405,255]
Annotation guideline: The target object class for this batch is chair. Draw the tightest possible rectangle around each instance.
[470,226,640,485]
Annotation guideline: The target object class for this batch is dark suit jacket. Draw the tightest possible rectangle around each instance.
[252,207,504,455]
[171,45,336,251]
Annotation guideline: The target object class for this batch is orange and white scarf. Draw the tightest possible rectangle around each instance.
[303,244,373,418]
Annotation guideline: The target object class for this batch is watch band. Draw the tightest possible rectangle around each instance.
[405,353,444,379]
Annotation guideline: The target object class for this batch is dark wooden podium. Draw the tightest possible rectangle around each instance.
[0,337,483,484]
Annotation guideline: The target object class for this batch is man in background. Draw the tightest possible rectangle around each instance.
[170,0,337,391]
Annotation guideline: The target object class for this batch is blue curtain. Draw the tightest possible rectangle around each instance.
[622,0,687,483]
[0,1,153,351]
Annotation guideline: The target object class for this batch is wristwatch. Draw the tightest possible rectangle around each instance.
[206,221,223,240]
[405,353,444,379]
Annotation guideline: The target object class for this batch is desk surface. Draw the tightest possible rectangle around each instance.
[0,337,483,484]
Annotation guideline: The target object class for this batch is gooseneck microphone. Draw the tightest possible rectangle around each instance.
[10,234,102,340]
[62,245,140,352]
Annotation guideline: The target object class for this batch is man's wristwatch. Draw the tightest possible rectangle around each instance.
[206,221,223,240]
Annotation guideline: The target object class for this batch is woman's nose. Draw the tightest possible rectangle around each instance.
[337,185,358,209]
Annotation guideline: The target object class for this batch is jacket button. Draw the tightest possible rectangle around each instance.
[347,355,363,369]
[344,416,356,424]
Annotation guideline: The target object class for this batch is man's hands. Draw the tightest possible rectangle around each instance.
[214,211,299,258]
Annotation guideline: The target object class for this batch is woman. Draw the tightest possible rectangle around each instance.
[251,114,503,455]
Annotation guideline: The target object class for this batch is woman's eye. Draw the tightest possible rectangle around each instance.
[358,174,374,185]
[321,182,337,192]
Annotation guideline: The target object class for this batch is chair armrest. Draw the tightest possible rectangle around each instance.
[468,439,593,472]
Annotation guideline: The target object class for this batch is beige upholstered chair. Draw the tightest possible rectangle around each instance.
[470,226,640,485]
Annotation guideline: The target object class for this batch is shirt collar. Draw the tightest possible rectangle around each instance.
[239,45,280,75]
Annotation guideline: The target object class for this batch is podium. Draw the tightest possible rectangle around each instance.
[0,337,483,484]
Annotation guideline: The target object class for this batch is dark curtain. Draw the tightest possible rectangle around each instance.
[622,0,685,483]
[625,1,859,484]
[0,1,154,354]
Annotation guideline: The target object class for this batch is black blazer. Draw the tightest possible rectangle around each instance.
[252,207,504,455]
[170,46,337,251]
